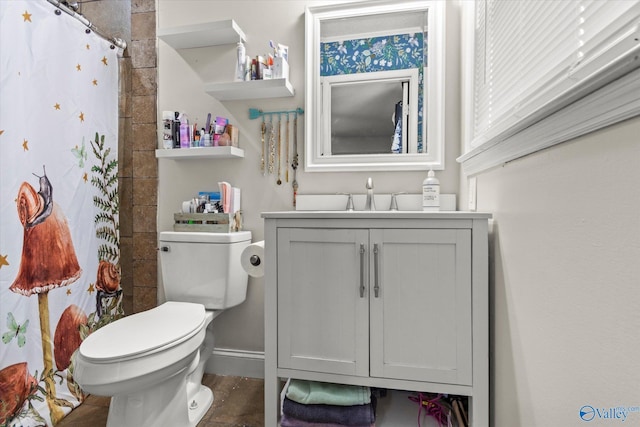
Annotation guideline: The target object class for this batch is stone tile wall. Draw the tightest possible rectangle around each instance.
[130,0,158,313]
[79,0,158,315]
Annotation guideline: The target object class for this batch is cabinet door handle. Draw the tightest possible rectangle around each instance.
[373,243,380,298]
[359,243,366,297]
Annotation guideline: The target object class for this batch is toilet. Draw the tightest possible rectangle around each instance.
[73,231,252,427]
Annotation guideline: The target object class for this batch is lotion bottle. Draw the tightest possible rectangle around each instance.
[179,113,190,149]
[422,169,440,211]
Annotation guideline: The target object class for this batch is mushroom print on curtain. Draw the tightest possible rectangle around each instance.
[0,1,122,426]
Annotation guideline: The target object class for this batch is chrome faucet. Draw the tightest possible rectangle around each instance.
[390,192,407,211]
[365,177,375,211]
[338,193,354,211]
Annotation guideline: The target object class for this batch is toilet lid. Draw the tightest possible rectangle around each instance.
[79,301,206,362]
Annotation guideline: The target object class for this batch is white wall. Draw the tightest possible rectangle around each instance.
[474,116,640,426]
[156,1,461,354]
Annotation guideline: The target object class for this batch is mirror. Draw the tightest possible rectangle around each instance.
[326,69,418,155]
[305,1,446,172]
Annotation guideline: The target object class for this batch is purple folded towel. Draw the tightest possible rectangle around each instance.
[282,396,375,426]
[280,413,375,427]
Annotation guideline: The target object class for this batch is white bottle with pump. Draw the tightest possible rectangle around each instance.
[422,169,440,211]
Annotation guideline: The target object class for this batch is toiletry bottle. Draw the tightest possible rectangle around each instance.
[179,113,190,149]
[162,111,174,149]
[235,41,246,81]
[244,55,251,81]
[194,129,201,147]
[422,169,440,211]
[172,112,181,148]
[251,59,257,80]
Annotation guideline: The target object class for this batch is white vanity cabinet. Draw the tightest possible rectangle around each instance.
[263,212,491,427]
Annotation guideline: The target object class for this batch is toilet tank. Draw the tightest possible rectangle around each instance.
[159,231,252,310]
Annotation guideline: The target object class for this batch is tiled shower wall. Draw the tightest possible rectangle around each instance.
[79,0,158,315]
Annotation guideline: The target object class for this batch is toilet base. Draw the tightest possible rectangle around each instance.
[105,365,213,427]
[187,385,214,424]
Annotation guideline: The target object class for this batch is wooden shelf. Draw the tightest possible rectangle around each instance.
[204,78,295,101]
[155,146,244,159]
[158,20,246,50]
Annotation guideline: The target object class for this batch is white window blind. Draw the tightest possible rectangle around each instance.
[461,0,640,173]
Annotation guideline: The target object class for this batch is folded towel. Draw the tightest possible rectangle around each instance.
[283,396,375,426]
[286,380,371,406]
[280,413,375,427]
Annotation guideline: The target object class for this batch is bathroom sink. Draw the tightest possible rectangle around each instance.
[295,193,457,212]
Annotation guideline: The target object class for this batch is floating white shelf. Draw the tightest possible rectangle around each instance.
[155,146,244,159]
[159,20,294,102]
[158,20,246,50]
[204,78,295,101]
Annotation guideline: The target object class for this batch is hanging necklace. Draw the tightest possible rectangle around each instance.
[260,117,266,175]
[268,116,276,175]
[285,113,290,183]
[291,113,299,207]
[277,114,282,185]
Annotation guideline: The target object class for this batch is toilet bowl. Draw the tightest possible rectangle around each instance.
[73,231,251,427]
[74,302,219,426]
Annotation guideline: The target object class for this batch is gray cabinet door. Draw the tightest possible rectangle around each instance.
[369,229,472,385]
[277,227,370,377]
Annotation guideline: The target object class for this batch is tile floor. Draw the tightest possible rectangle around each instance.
[57,375,265,427]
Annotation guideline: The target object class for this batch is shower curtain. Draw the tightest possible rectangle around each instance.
[0,1,122,425]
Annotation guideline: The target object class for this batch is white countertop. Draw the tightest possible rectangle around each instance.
[261,211,492,219]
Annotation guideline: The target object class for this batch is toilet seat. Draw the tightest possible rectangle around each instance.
[79,301,206,363]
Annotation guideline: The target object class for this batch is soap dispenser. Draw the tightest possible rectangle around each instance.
[422,169,440,211]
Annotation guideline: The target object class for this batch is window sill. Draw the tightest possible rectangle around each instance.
[458,66,640,176]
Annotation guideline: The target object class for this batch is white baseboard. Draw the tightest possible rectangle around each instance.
[205,348,265,379]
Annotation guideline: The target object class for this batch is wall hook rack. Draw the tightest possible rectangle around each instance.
[249,107,304,120]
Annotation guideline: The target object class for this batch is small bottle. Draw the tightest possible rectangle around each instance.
[235,41,246,81]
[162,111,174,149]
[179,113,190,149]
[422,169,440,211]
[172,112,181,148]
[251,59,257,80]
[193,129,201,147]
[244,55,251,81]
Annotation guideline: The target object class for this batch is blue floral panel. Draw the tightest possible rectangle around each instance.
[321,33,427,152]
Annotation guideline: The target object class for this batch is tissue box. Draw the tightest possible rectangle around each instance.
[273,57,289,80]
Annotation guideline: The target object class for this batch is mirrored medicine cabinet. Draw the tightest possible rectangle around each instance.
[304,0,446,172]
